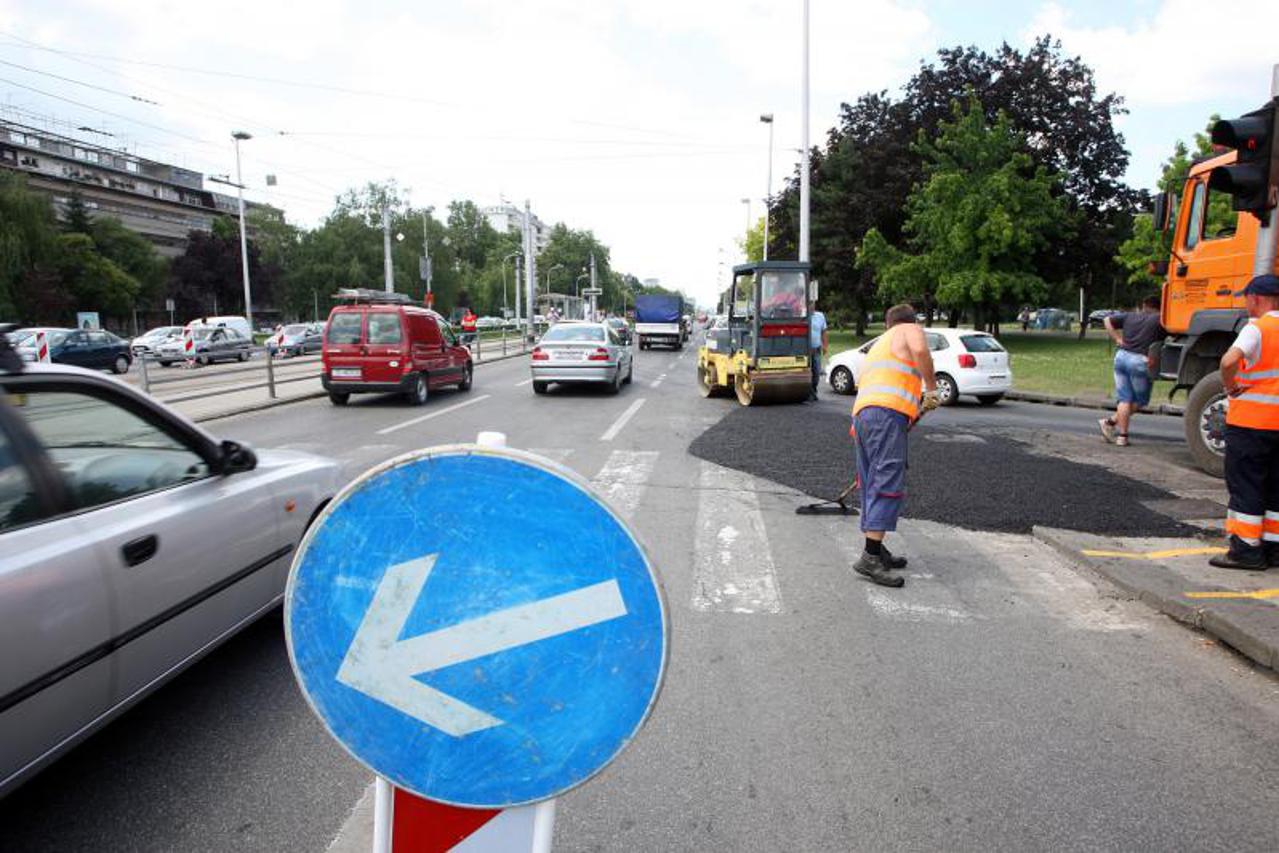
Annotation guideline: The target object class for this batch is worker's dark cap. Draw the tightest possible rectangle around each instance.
[1237,274,1279,296]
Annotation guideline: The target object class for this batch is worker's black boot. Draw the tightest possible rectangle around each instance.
[853,552,905,587]
[879,544,908,570]
[1209,536,1268,571]
[1266,544,1279,570]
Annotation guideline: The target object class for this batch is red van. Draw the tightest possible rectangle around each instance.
[321,294,473,406]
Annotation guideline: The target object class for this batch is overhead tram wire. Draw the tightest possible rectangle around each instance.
[0,32,716,143]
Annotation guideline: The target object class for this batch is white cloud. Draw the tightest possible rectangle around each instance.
[1025,1,1279,107]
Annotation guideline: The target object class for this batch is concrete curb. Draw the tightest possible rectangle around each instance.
[1006,390,1184,417]
[1032,526,1279,671]
[188,351,530,424]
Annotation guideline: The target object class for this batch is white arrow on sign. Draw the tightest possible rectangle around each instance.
[337,554,629,737]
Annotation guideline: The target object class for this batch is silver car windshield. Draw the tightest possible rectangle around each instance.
[542,325,605,342]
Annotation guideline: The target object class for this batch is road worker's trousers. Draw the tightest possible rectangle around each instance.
[1223,425,1279,555]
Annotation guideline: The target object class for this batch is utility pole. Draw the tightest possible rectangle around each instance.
[589,252,598,320]
[798,0,811,263]
[382,205,394,293]
[420,209,433,304]
[232,131,254,330]
[524,200,536,338]
[514,253,523,322]
[760,114,774,261]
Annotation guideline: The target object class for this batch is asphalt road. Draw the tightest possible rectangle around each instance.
[3,342,1277,852]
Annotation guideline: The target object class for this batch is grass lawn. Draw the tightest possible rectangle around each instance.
[826,325,1169,400]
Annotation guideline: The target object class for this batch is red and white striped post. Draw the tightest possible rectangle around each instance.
[182,327,196,368]
[34,331,50,363]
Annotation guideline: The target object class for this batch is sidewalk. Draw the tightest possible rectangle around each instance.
[1035,526,1279,671]
[1006,389,1184,417]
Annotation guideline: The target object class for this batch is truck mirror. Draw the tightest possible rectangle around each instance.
[1152,191,1173,232]
[1147,259,1170,277]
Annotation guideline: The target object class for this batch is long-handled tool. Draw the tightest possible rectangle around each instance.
[795,476,859,515]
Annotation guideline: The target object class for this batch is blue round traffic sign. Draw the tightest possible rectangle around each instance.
[285,446,668,808]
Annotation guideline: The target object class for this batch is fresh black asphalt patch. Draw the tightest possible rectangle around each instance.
[688,404,1197,537]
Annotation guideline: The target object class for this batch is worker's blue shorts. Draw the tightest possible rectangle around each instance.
[1113,349,1152,407]
[854,407,909,533]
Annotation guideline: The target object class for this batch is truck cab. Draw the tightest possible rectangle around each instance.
[1156,150,1274,474]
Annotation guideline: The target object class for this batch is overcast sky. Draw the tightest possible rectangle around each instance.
[1,1,1277,306]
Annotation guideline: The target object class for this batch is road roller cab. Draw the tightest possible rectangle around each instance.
[697,261,814,406]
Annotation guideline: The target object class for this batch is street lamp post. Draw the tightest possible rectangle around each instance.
[576,271,589,318]
[759,114,774,261]
[232,131,253,330]
[502,251,522,318]
[798,0,811,263]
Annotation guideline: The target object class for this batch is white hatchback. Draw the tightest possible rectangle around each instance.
[826,326,1013,406]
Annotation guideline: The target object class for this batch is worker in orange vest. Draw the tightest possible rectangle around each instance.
[1214,273,1279,570]
[849,303,939,588]
[461,309,478,343]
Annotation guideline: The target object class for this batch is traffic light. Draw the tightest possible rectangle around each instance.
[1209,100,1279,218]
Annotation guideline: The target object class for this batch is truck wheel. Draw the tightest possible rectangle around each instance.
[1184,371,1227,478]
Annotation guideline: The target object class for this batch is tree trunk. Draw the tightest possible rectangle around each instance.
[855,309,867,336]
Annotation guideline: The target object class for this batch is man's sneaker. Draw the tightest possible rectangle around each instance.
[879,544,908,570]
[1099,418,1116,443]
[1265,545,1279,570]
[1209,544,1268,571]
[1115,434,1129,447]
[853,552,905,587]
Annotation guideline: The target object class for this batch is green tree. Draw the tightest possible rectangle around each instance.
[0,172,63,320]
[90,217,168,305]
[739,217,765,263]
[56,232,139,317]
[61,192,93,235]
[537,225,615,312]
[858,98,1065,331]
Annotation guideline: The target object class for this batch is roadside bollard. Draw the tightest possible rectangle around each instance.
[476,331,482,361]
[502,327,507,356]
[265,348,277,399]
[138,352,150,393]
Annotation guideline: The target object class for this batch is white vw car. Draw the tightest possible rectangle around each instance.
[826,327,1012,406]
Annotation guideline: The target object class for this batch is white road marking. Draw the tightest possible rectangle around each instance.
[528,447,575,464]
[599,398,646,441]
[649,373,667,389]
[375,394,491,436]
[692,462,782,614]
[514,378,533,387]
[969,530,1146,632]
[864,588,971,623]
[592,450,659,519]
[337,554,628,736]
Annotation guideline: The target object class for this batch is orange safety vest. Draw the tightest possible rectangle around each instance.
[1226,313,1279,432]
[852,326,922,421]
[462,313,477,332]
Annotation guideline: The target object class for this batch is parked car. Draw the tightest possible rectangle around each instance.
[268,323,323,357]
[530,321,634,395]
[155,326,252,366]
[322,297,472,406]
[605,317,633,346]
[1088,309,1121,329]
[130,326,183,356]
[17,328,133,374]
[0,353,341,797]
[826,327,1012,406]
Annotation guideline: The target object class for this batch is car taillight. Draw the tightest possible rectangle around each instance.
[531,347,549,361]
[588,348,610,361]
[958,353,977,368]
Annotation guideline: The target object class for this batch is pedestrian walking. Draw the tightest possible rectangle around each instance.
[809,298,828,401]
[1212,274,1279,570]
[1099,294,1165,447]
[850,303,939,588]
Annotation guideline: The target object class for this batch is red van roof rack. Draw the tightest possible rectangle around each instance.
[332,288,415,305]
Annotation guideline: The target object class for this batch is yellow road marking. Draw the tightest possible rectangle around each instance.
[1081,546,1227,560]
[1185,588,1279,600]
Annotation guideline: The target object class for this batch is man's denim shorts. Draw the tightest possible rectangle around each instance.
[1113,349,1152,407]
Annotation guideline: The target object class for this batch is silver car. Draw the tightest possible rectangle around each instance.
[0,361,341,797]
[155,325,252,366]
[530,321,634,395]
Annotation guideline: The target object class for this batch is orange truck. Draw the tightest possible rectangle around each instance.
[1151,93,1279,475]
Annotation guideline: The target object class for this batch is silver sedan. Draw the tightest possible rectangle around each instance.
[530,321,634,395]
[0,361,342,797]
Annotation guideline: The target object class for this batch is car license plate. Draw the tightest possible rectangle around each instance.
[557,349,585,360]
[332,367,361,379]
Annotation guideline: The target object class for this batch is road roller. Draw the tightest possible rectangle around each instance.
[697,260,814,406]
